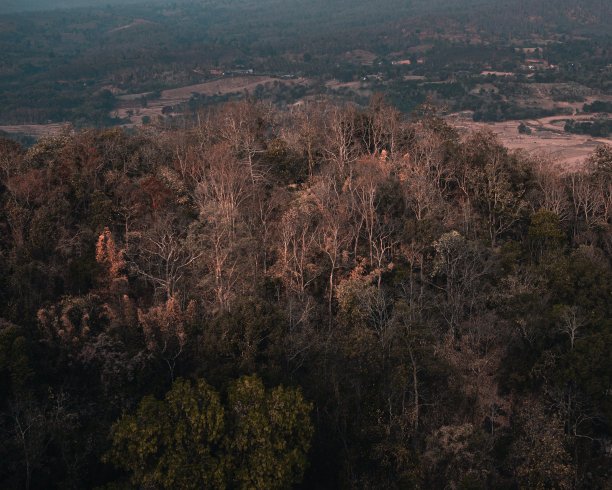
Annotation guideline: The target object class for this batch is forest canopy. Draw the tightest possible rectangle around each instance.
[0,98,611,488]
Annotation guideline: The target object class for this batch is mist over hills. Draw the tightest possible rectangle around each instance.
[0,0,151,14]
[2,0,610,29]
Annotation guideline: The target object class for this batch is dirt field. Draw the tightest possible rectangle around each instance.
[0,77,312,138]
[115,76,312,125]
[0,123,65,138]
[325,79,372,97]
[447,112,612,170]
[343,50,378,65]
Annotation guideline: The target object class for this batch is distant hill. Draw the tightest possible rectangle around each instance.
[0,0,158,14]
[2,0,610,33]
[0,0,609,127]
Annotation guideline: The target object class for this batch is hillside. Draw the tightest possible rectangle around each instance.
[1,1,612,487]
[0,99,611,488]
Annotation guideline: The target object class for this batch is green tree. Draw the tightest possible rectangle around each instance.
[227,375,313,489]
[517,122,531,135]
[458,131,529,245]
[526,209,566,262]
[105,375,313,489]
[0,320,34,397]
[104,378,228,489]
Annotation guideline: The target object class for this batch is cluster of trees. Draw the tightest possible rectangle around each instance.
[584,101,612,114]
[0,98,611,488]
[565,118,612,138]
[472,101,563,123]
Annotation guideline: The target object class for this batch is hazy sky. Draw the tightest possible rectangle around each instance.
[0,0,159,14]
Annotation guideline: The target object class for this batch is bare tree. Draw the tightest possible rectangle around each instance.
[530,156,570,220]
[554,305,585,350]
[7,392,75,490]
[323,105,358,174]
[190,142,254,311]
[360,94,403,157]
[397,153,440,222]
[286,102,326,178]
[310,174,352,319]
[569,171,599,230]
[346,156,390,265]
[127,216,202,301]
[0,136,23,184]
[272,203,320,298]
[138,295,195,381]
[460,131,527,245]
[194,142,250,236]
[215,99,271,186]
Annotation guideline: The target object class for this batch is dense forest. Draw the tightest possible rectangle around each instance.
[0,98,611,488]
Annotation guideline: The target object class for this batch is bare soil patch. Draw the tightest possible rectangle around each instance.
[447,112,612,170]
[325,79,372,97]
[0,123,64,138]
[343,50,377,65]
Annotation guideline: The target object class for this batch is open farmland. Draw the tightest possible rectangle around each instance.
[0,76,313,134]
[0,123,65,139]
[114,76,312,125]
